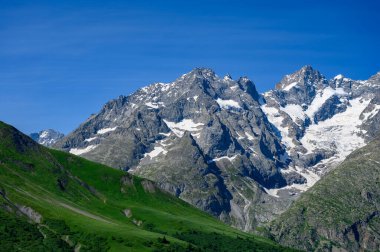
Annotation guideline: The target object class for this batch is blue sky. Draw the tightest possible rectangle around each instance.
[1,0,379,134]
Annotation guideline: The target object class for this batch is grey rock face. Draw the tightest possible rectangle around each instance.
[54,66,380,231]
[274,65,329,106]
[30,129,64,147]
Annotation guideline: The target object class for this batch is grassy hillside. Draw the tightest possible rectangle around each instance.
[0,121,294,251]
[269,135,380,251]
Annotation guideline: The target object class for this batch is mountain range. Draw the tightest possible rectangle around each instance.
[52,66,380,232]
[0,121,293,251]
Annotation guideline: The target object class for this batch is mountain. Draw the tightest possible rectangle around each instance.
[0,121,294,251]
[54,66,380,230]
[261,66,380,194]
[30,129,64,147]
[268,134,380,251]
[54,68,299,230]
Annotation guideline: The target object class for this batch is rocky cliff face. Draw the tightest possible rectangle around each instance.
[54,66,380,230]
[30,129,64,147]
[269,134,380,251]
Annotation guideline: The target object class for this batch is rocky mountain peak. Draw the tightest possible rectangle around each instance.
[30,129,64,147]
[182,67,217,81]
[330,74,353,91]
[368,71,380,82]
[276,65,327,92]
[299,64,313,72]
[268,66,329,107]
[224,73,232,80]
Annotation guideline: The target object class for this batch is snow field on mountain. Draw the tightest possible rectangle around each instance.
[163,119,204,138]
[300,98,370,161]
[97,127,117,134]
[69,145,98,155]
[144,146,168,159]
[216,98,241,109]
[261,104,295,148]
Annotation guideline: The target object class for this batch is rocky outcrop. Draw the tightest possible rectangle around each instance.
[17,205,43,223]
[123,209,132,218]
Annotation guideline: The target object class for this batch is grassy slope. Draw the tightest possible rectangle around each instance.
[269,135,380,251]
[0,121,294,251]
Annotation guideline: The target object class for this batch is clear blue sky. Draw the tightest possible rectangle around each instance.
[1,0,379,134]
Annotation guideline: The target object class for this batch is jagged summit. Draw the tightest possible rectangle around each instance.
[30,129,64,147]
[183,67,217,80]
[224,73,232,80]
[368,71,380,82]
[299,64,314,72]
[275,65,327,92]
[269,66,329,107]
[292,65,319,76]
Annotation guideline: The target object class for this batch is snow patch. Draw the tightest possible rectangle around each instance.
[97,127,117,135]
[280,104,305,122]
[261,104,295,148]
[40,131,49,138]
[230,85,239,91]
[70,145,98,155]
[236,132,245,140]
[84,137,97,142]
[264,188,281,198]
[266,166,320,197]
[223,75,232,81]
[334,74,344,80]
[362,104,380,122]
[145,102,165,109]
[159,132,171,137]
[245,132,255,141]
[160,83,171,92]
[283,82,298,91]
[144,146,167,159]
[163,119,204,137]
[278,87,348,125]
[216,98,241,109]
[208,155,239,163]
